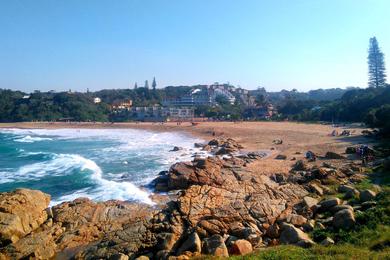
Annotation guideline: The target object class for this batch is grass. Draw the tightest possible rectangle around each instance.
[223,245,390,259]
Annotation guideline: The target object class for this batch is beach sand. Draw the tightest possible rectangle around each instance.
[0,121,370,176]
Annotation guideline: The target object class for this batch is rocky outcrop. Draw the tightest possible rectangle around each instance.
[0,189,50,246]
[0,195,155,259]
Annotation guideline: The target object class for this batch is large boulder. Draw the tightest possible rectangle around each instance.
[303,196,318,210]
[279,223,314,248]
[177,232,201,255]
[229,239,253,255]
[318,198,341,211]
[360,189,376,202]
[333,209,355,230]
[0,189,50,245]
[202,235,229,257]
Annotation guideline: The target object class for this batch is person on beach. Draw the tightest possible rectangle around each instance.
[305,151,316,161]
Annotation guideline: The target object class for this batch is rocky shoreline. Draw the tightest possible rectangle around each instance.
[0,137,381,259]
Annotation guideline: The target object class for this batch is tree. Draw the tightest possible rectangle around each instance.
[368,37,387,88]
[152,77,157,90]
[144,80,149,89]
[134,82,138,89]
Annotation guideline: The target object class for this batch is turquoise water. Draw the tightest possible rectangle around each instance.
[0,128,203,205]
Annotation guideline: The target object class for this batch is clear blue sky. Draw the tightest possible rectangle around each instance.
[1,0,389,92]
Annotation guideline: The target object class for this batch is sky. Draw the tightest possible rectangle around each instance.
[0,0,389,93]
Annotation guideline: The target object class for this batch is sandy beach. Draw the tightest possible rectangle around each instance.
[0,121,370,176]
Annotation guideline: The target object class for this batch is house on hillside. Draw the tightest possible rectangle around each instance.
[111,99,133,111]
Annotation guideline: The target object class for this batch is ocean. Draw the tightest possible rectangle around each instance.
[0,128,204,206]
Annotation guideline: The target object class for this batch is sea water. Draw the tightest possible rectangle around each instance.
[0,128,204,206]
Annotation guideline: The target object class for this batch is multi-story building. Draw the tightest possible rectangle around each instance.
[115,106,194,121]
[162,83,236,107]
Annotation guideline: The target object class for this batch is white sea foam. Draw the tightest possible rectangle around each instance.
[14,135,53,143]
[0,128,205,205]
[6,153,154,205]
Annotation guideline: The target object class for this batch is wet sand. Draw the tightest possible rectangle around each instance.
[0,121,370,176]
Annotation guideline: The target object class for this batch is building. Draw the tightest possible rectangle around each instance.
[162,83,236,107]
[93,97,101,104]
[115,106,194,121]
[111,99,133,110]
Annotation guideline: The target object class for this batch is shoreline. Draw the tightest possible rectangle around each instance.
[0,121,385,259]
[0,121,371,177]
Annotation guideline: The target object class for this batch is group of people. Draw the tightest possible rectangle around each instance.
[305,145,373,165]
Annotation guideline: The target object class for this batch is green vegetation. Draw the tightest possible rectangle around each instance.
[223,244,389,259]
[0,90,109,122]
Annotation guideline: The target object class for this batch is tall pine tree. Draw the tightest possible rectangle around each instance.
[368,37,387,88]
[152,77,157,90]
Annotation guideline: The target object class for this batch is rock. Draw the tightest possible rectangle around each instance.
[208,139,221,146]
[279,223,314,248]
[315,222,325,230]
[360,189,376,202]
[361,201,377,210]
[272,139,283,145]
[338,185,356,193]
[275,154,287,160]
[225,235,239,247]
[156,250,170,260]
[333,209,355,230]
[135,256,149,260]
[170,146,183,152]
[292,160,308,171]
[325,151,346,159]
[0,189,50,245]
[194,143,204,148]
[110,253,130,260]
[345,147,357,154]
[290,214,307,227]
[303,196,318,210]
[319,198,341,211]
[0,223,62,259]
[344,189,360,200]
[202,235,229,257]
[202,145,212,152]
[229,239,253,255]
[272,173,286,183]
[320,237,335,246]
[302,220,315,232]
[216,147,237,155]
[309,183,324,196]
[177,232,201,255]
[329,205,353,214]
[266,224,280,238]
[317,216,334,226]
[156,233,177,251]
